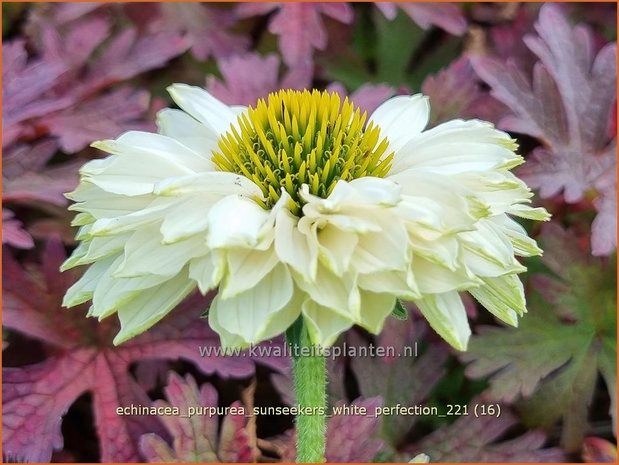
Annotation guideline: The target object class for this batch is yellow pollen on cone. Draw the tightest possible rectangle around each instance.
[212,89,394,215]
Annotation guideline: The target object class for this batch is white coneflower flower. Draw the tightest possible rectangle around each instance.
[62,86,548,349]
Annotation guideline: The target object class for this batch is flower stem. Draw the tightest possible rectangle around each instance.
[286,319,327,463]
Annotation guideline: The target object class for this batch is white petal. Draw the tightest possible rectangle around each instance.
[167,84,244,135]
[87,132,214,195]
[407,234,460,271]
[274,208,318,280]
[114,269,196,345]
[91,257,171,320]
[459,219,525,277]
[256,288,304,341]
[454,171,532,215]
[300,177,401,212]
[220,246,279,298]
[415,291,471,351]
[316,224,358,276]
[61,240,90,271]
[469,274,526,326]
[154,171,263,198]
[490,215,543,257]
[206,195,271,249]
[356,290,396,334]
[159,195,212,243]
[156,108,219,160]
[391,171,489,227]
[94,131,214,172]
[389,119,519,175]
[508,204,551,221]
[300,208,382,234]
[350,218,410,274]
[395,196,446,235]
[389,170,490,223]
[357,269,420,300]
[369,94,430,151]
[411,256,482,294]
[209,264,294,345]
[81,154,189,196]
[114,225,206,278]
[294,264,359,318]
[62,233,131,269]
[302,299,354,347]
[188,252,225,294]
[347,177,402,205]
[88,197,172,236]
[67,181,157,221]
[62,256,117,307]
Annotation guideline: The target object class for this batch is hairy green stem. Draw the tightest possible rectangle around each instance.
[286,319,327,463]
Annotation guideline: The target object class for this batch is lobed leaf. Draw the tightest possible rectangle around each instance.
[473,4,617,255]
[405,397,565,462]
[139,372,256,462]
[236,3,354,68]
[462,224,617,452]
[2,239,280,461]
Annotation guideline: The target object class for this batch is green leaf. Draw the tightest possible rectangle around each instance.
[461,225,617,453]
[392,299,408,320]
[374,9,426,84]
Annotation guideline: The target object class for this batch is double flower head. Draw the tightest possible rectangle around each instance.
[63,85,548,350]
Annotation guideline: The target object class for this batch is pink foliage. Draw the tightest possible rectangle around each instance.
[376,2,467,35]
[406,397,565,462]
[206,53,311,106]
[140,373,257,462]
[158,3,248,61]
[327,82,395,116]
[421,56,507,126]
[2,3,616,461]
[473,4,617,255]
[2,239,281,462]
[278,397,384,462]
[236,3,353,68]
[2,210,34,249]
[7,11,188,153]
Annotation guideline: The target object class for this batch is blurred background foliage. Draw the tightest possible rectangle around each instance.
[2,2,617,463]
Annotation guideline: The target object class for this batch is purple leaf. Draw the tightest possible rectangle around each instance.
[377,3,467,35]
[473,4,617,255]
[40,17,109,70]
[488,6,537,70]
[237,3,353,67]
[206,53,311,107]
[2,140,58,178]
[44,87,151,153]
[405,397,565,462]
[350,321,448,446]
[3,161,80,207]
[2,239,278,461]
[2,210,34,250]
[4,9,187,153]
[159,3,248,61]
[421,56,507,125]
[327,82,395,116]
[277,397,385,462]
[140,373,256,462]
[325,397,384,462]
[591,176,617,256]
[2,40,71,147]
[3,352,99,462]
[85,28,189,91]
